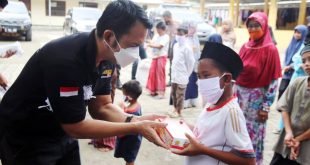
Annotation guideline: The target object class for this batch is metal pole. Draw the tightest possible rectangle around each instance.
[200,0,205,17]
[48,0,51,16]
[264,0,269,15]
[298,0,307,24]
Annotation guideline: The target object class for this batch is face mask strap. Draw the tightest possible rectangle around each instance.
[103,31,122,52]
[220,72,236,83]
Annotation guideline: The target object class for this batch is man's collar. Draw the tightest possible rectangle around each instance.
[85,29,97,74]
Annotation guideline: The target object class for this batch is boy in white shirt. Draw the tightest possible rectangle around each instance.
[172,42,256,165]
[169,24,195,118]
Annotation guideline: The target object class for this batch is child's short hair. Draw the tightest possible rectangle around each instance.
[156,21,166,30]
[301,44,310,56]
[122,80,142,100]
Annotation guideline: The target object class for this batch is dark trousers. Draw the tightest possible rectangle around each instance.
[131,60,139,80]
[0,134,80,165]
[270,153,300,165]
[278,79,290,100]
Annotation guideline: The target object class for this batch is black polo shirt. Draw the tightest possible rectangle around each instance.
[0,30,115,140]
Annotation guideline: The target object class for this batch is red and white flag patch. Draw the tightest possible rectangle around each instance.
[60,87,79,97]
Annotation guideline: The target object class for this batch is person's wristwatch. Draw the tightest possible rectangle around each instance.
[125,115,134,123]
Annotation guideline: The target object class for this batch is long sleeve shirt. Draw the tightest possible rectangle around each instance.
[171,42,195,85]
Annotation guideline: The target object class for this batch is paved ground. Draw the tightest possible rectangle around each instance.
[0,26,283,165]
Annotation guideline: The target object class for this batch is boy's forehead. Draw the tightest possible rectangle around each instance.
[303,51,310,56]
[198,59,216,69]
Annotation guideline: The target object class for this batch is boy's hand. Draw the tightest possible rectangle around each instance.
[171,133,203,156]
[284,132,294,146]
[290,139,300,160]
[0,73,8,90]
[257,110,268,122]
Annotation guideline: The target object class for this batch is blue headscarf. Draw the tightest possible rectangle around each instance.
[284,25,308,66]
[207,33,223,44]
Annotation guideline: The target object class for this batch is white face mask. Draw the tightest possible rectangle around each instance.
[198,74,225,106]
[175,35,186,46]
[104,33,139,67]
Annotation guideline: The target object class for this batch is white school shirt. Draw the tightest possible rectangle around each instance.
[151,34,169,58]
[171,42,195,85]
[185,97,255,165]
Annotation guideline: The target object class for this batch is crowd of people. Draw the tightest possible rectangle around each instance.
[0,0,310,165]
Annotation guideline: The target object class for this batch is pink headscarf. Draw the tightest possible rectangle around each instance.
[236,12,282,88]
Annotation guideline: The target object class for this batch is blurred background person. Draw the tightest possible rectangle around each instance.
[184,22,200,109]
[205,33,222,44]
[305,16,310,45]
[131,45,147,80]
[169,24,195,118]
[146,22,169,99]
[162,10,179,87]
[275,25,308,134]
[114,80,143,165]
[235,12,282,165]
[220,19,236,49]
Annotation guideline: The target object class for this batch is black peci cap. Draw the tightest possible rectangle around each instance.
[0,0,8,8]
[200,42,243,79]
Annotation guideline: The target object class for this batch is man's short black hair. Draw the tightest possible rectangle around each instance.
[156,22,166,30]
[96,0,152,39]
[122,80,142,100]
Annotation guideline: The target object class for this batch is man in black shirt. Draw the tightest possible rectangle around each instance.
[0,0,167,164]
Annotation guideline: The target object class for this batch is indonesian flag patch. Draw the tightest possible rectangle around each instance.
[60,87,79,97]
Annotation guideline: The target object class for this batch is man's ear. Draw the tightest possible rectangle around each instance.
[103,30,115,46]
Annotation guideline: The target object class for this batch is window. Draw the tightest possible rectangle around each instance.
[45,0,66,16]
[79,2,98,8]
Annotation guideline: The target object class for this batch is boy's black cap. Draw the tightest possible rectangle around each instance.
[200,42,243,79]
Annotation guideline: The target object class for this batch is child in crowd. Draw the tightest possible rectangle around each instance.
[146,22,169,99]
[169,24,195,118]
[114,80,143,165]
[172,42,256,165]
[275,25,308,133]
[270,45,310,165]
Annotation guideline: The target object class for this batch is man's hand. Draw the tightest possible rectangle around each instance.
[135,120,169,149]
[171,133,203,156]
[132,114,167,122]
[257,110,268,123]
[0,73,8,90]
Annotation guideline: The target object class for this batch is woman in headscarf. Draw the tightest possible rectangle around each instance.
[220,19,236,49]
[206,33,222,44]
[235,12,282,165]
[184,22,201,108]
[278,25,308,99]
[275,25,308,134]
